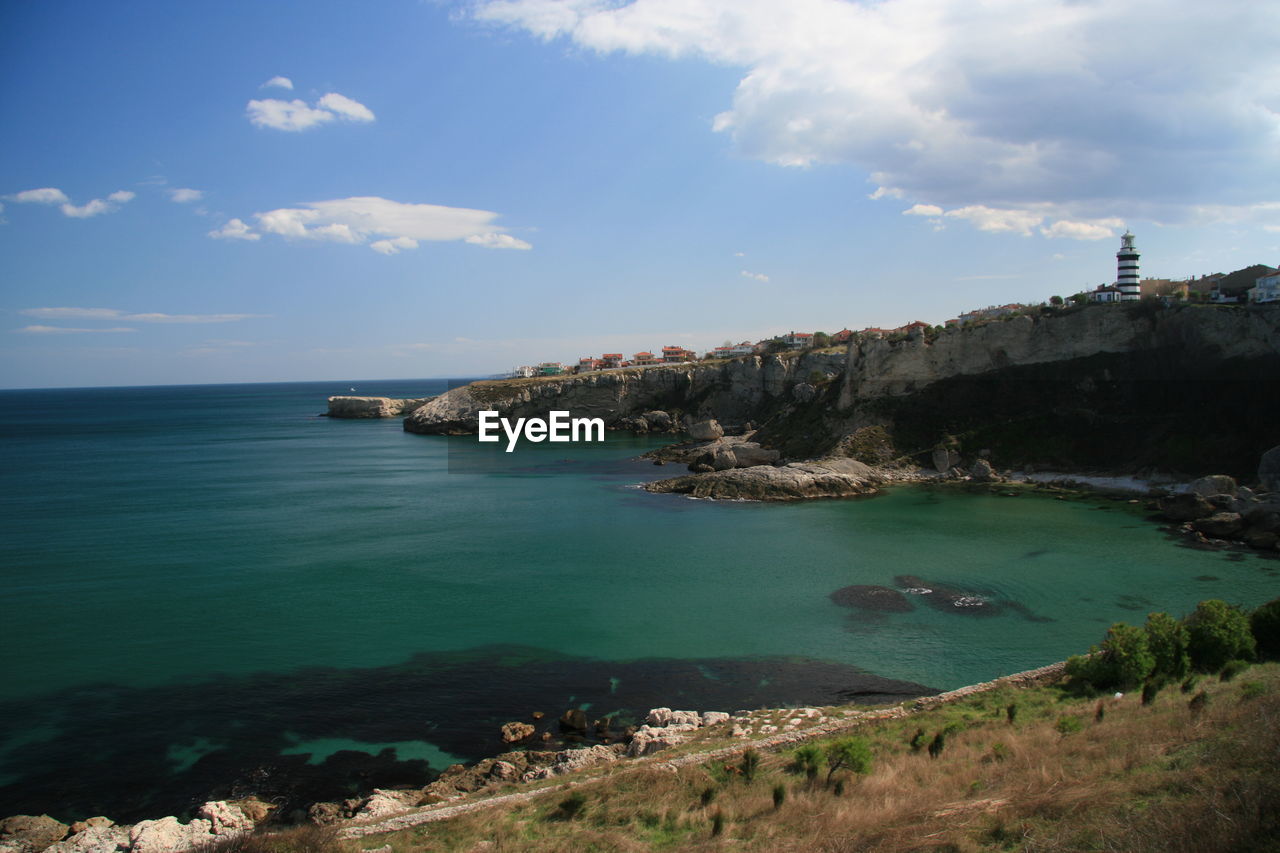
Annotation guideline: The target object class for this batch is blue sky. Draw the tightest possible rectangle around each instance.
[2,0,1278,388]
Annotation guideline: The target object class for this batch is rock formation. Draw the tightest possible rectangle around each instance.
[326,396,432,418]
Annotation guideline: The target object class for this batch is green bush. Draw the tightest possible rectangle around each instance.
[739,748,760,782]
[1056,715,1084,735]
[1219,659,1251,682]
[824,736,873,785]
[1185,600,1256,672]
[790,744,823,780]
[1250,597,1280,660]
[1144,611,1191,682]
[772,783,786,810]
[1068,623,1155,690]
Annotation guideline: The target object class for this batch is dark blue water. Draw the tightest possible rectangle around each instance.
[1,380,1275,821]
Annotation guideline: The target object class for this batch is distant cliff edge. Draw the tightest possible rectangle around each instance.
[405,304,1280,480]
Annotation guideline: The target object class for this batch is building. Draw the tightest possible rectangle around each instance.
[633,351,660,366]
[1250,269,1280,304]
[782,331,813,349]
[831,329,854,344]
[1116,231,1141,301]
[537,362,564,376]
[510,365,536,378]
[661,346,696,363]
[577,357,601,373]
[1090,284,1122,304]
[600,353,624,369]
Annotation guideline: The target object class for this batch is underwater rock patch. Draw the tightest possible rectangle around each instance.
[829,585,915,613]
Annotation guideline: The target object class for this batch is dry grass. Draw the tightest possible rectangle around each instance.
[244,666,1278,852]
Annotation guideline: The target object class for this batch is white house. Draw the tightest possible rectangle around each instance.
[1249,269,1280,304]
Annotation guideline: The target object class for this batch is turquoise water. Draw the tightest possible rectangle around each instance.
[1,380,1276,819]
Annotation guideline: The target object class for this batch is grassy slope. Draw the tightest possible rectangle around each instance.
[225,664,1280,852]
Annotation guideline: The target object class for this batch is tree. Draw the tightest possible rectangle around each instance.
[790,744,823,782]
[824,737,872,786]
[1144,611,1191,682]
[1070,293,1089,306]
[812,331,831,349]
[1067,622,1154,690]
[1250,597,1280,661]
[1186,600,1256,672]
[1049,295,1064,307]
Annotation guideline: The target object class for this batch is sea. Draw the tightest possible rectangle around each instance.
[1,379,1276,822]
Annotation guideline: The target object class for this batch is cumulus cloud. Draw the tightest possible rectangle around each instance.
[17,325,136,334]
[1040,218,1124,241]
[20,307,265,323]
[473,0,1280,229]
[262,76,294,90]
[740,270,769,282]
[903,204,943,217]
[241,196,532,253]
[169,188,204,203]
[208,218,260,240]
[246,89,375,131]
[11,188,69,205]
[8,187,134,218]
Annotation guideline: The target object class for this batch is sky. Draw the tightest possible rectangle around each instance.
[2,0,1278,389]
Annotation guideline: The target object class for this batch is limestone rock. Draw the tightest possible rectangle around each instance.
[932,447,960,474]
[1188,475,1237,497]
[969,459,996,482]
[500,721,535,743]
[1244,508,1280,532]
[326,396,431,418]
[646,708,701,727]
[687,419,724,441]
[701,711,731,727]
[65,820,111,837]
[1261,446,1280,493]
[489,760,519,781]
[559,708,588,734]
[1159,492,1214,521]
[792,382,817,403]
[355,789,422,820]
[626,726,692,757]
[0,816,69,852]
[1193,512,1244,538]
[641,410,673,431]
[645,458,880,501]
[306,802,344,826]
[129,817,214,853]
[709,446,737,471]
[520,745,620,781]
[44,826,130,853]
[728,442,780,467]
[195,802,253,836]
[226,799,273,826]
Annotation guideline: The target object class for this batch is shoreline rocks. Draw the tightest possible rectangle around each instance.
[326,396,433,419]
[643,458,882,501]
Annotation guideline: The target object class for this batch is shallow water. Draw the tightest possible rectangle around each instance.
[1,380,1274,819]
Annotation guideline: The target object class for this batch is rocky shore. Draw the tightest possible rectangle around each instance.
[325,396,433,418]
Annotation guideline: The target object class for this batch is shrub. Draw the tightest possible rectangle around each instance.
[1181,674,1200,694]
[1250,597,1280,660]
[908,728,927,752]
[1069,623,1155,690]
[1056,715,1084,735]
[1239,681,1266,700]
[700,786,716,807]
[1144,611,1191,682]
[772,783,786,810]
[1141,681,1161,706]
[1186,600,1256,672]
[739,748,760,782]
[1006,703,1018,724]
[710,811,724,837]
[791,744,823,780]
[1188,689,1210,717]
[1219,659,1251,682]
[928,731,946,759]
[824,736,873,785]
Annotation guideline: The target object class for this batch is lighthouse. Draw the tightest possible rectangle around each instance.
[1116,231,1140,301]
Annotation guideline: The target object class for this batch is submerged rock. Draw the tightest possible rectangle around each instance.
[500,721,535,743]
[895,575,1002,617]
[829,585,915,613]
[1159,492,1214,521]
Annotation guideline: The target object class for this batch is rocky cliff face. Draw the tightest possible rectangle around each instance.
[327,396,433,418]
[403,352,845,435]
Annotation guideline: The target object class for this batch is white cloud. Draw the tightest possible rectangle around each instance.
[17,325,136,334]
[11,187,69,205]
[903,204,943,217]
[245,196,532,252]
[20,307,265,323]
[60,199,112,218]
[246,98,336,131]
[1040,218,1123,241]
[943,205,1044,236]
[246,90,375,131]
[208,218,260,240]
[169,188,204,203]
[262,76,294,90]
[474,0,1280,229]
[740,269,769,282]
[107,190,135,204]
[464,232,533,250]
[316,92,376,122]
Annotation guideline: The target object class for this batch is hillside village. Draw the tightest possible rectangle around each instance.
[510,234,1279,378]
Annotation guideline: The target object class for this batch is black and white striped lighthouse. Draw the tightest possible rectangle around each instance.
[1116,231,1140,301]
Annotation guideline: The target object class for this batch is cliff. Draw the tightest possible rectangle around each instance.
[402,352,846,434]
[404,304,1280,482]
[327,396,433,418]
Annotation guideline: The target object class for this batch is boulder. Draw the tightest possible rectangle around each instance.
[0,816,69,852]
[792,383,817,403]
[1244,508,1280,532]
[687,419,724,441]
[1188,475,1237,497]
[709,446,737,471]
[645,458,880,501]
[558,708,589,734]
[1259,446,1280,493]
[500,721,536,743]
[646,708,701,727]
[969,459,996,482]
[44,826,130,853]
[227,799,274,826]
[195,802,253,836]
[65,820,111,837]
[1158,492,1214,521]
[355,789,422,820]
[641,410,673,431]
[1193,512,1244,538]
[626,726,693,757]
[129,817,215,853]
[701,711,731,727]
[932,447,960,474]
[489,760,519,781]
[307,802,344,826]
[1245,531,1279,551]
[520,745,620,781]
[728,443,780,467]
